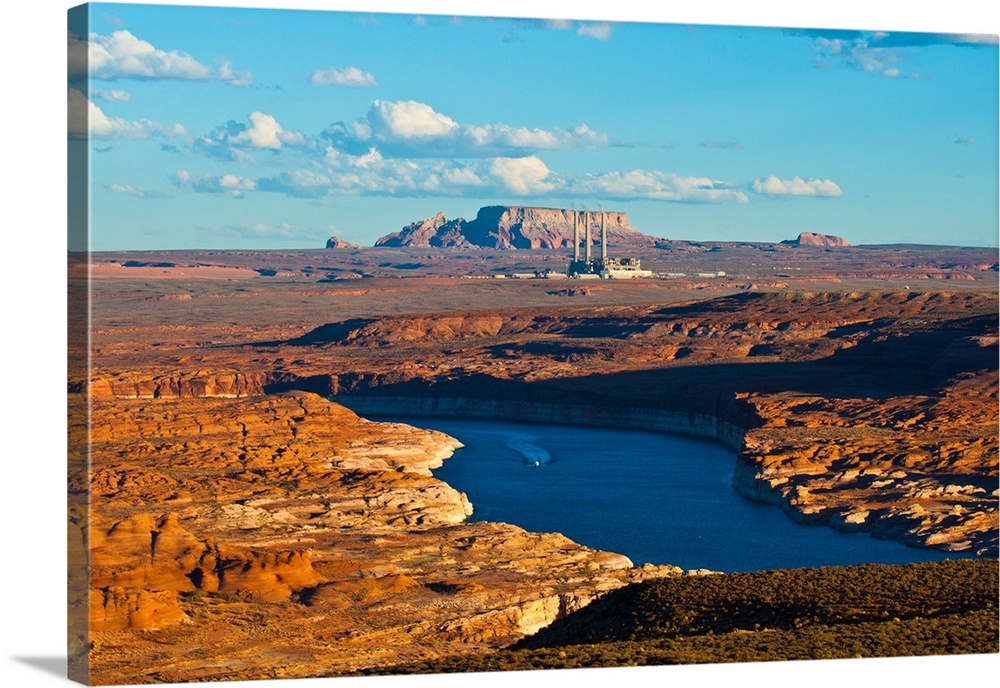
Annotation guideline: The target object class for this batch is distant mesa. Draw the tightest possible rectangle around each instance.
[784,232,850,248]
[325,235,362,249]
[374,206,660,250]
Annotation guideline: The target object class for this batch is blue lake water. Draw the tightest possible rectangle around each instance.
[379,416,969,573]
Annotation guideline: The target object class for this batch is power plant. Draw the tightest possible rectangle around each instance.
[566,209,652,279]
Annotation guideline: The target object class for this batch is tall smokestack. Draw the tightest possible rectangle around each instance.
[573,210,579,262]
[601,211,607,261]
[585,211,592,263]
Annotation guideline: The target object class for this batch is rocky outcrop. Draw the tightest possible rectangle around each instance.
[374,206,658,249]
[784,231,850,247]
[87,370,270,401]
[79,391,657,683]
[375,212,467,247]
[732,365,999,555]
[325,235,362,249]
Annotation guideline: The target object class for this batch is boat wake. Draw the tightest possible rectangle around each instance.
[506,435,553,467]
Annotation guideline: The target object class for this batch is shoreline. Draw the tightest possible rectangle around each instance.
[335,394,996,558]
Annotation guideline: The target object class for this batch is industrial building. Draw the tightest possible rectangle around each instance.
[566,209,653,279]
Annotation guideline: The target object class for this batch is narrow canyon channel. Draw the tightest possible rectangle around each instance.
[370,415,970,573]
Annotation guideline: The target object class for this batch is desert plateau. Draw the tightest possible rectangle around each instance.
[68,228,999,684]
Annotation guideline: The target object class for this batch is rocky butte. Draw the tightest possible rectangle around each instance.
[374,205,659,249]
[324,235,362,249]
[783,231,851,247]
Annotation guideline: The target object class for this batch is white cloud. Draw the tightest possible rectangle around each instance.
[353,148,383,168]
[68,89,186,140]
[256,169,336,197]
[71,30,251,85]
[569,169,750,203]
[369,100,459,139]
[86,30,213,80]
[442,167,487,187]
[197,112,305,159]
[941,33,999,46]
[488,156,555,195]
[107,183,145,196]
[236,112,305,149]
[174,170,256,198]
[214,222,326,241]
[543,19,574,30]
[577,22,613,41]
[464,123,608,150]
[325,100,609,158]
[751,175,843,197]
[541,19,613,40]
[95,89,131,102]
[232,152,758,207]
[311,66,379,88]
[814,37,914,79]
[218,61,253,87]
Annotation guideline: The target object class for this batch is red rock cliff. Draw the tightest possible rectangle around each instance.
[374,206,658,249]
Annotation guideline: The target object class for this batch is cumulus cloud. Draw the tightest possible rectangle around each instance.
[68,89,186,140]
[324,100,608,157]
[543,19,574,30]
[751,175,843,197]
[255,170,336,198]
[95,89,131,102]
[311,66,379,88]
[567,170,750,203]
[249,152,748,205]
[465,123,607,150]
[212,222,327,241]
[488,156,555,195]
[232,112,305,149]
[172,104,746,206]
[538,18,613,40]
[812,35,918,79]
[793,28,999,49]
[218,61,253,87]
[107,183,146,197]
[69,30,251,85]
[83,30,212,80]
[196,112,305,160]
[369,100,459,138]
[174,170,256,198]
[577,22,613,41]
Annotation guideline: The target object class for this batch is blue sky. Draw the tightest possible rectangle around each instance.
[69,1,999,250]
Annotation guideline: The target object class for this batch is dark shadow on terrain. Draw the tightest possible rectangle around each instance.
[11,656,66,679]
[256,294,996,415]
[484,341,607,361]
[302,320,997,428]
[284,319,370,346]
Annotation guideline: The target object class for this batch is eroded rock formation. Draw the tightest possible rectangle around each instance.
[374,206,658,249]
[784,231,850,247]
[74,391,675,683]
[325,235,362,249]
